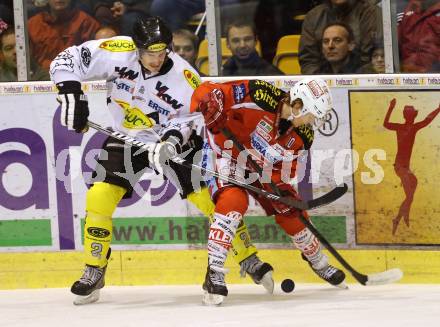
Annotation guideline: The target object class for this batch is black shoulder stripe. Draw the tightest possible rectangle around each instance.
[248,80,286,113]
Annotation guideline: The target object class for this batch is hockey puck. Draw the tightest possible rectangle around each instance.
[281,279,295,293]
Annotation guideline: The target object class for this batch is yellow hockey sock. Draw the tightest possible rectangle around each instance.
[231,221,258,263]
[83,182,126,268]
[187,187,257,264]
[186,187,215,218]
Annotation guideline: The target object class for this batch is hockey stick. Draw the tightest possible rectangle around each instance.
[222,128,282,196]
[222,127,403,286]
[87,121,346,211]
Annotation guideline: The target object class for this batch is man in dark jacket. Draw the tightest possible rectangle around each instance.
[299,0,382,74]
[318,22,361,74]
[222,19,284,76]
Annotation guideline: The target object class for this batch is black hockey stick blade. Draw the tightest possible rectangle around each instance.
[272,184,348,211]
[305,183,348,210]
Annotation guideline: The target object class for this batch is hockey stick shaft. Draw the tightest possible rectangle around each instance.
[87,121,345,211]
[222,128,282,195]
[221,127,371,284]
[88,122,402,285]
[222,128,348,209]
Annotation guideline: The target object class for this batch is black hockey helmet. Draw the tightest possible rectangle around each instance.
[132,16,172,52]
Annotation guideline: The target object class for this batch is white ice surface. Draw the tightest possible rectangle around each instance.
[1,284,439,327]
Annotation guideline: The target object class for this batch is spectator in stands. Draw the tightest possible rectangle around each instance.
[318,22,361,74]
[0,26,49,81]
[396,0,410,25]
[254,0,320,62]
[222,19,284,76]
[28,0,92,18]
[150,0,241,31]
[150,0,204,31]
[0,0,13,25]
[172,29,199,68]
[28,0,49,18]
[28,0,100,71]
[299,0,382,75]
[398,0,440,73]
[92,1,150,36]
[0,19,9,35]
[94,25,119,39]
[357,43,385,74]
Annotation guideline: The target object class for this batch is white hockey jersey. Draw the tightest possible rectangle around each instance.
[50,36,203,143]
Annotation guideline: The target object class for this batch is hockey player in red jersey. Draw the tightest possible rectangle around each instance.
[190,78,346,305]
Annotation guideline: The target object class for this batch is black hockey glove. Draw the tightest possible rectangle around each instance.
[56,81,89,133]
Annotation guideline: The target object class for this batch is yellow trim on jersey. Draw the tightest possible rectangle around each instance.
[183,69,201,90]
[147,43,167,52]
[99,39,136,52]
[115,99,156,129]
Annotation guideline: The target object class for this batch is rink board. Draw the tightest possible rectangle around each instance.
[0,249,439,289]
[1,75,440,288]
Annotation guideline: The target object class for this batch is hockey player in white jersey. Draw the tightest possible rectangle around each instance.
[50,17,274,305]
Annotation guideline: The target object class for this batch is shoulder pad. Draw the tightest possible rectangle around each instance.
[248,80,286,113]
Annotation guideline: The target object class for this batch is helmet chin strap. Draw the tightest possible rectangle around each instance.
[286,111,302,124]
[286,102,307,123]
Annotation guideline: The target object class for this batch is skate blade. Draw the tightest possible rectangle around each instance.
[73,289,101,305]
[202,291,225,306]
[260,270,274,294]
[334,281,349,290]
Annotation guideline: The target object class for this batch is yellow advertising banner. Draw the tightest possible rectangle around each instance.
[351,90,440,245]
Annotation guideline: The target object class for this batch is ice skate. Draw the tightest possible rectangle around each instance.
[240,254,274,294]
[302,254,347,289]
[202,265,228,306]
[71,265,107,305]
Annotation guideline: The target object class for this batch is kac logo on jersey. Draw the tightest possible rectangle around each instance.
[155,81,184,110]
[232,83,246,104]
[80,47,91,68]
[115,66,139,80]
[183,69,201,90]
[99,39,136,52]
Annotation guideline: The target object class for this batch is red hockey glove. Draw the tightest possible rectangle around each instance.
[197,88,226,134]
